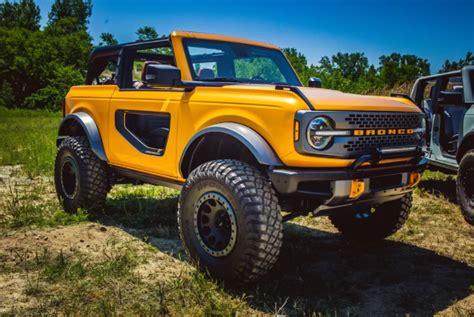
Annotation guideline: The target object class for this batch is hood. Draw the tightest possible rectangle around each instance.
[297,87,420,112]
[216,84,421,113]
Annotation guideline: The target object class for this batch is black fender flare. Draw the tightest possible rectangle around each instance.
[57,112,107,161]
[457,131,474,162]
[179,122,282,177]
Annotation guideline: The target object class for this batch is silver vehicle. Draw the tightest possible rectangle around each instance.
[410,66,474,225]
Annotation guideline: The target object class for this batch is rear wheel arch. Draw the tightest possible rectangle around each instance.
[58,112,107,161]
[457,131,474,163]
[179,123,282,178]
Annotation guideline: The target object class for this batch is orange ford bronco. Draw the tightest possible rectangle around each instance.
[55,31,426,282]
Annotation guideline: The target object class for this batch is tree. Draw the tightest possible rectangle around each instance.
[0,0,40,31]
[379,53,430,87]
[440,52,474,72]
[136,26,158,41]
[282,48,308,78]
[331,52,369,81]
[48,0,92,28]
[0,16,92,110]
[316,53,369,82]
[25,64,84,110]
[99,32,118,46]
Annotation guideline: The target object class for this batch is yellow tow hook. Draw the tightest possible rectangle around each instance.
[349,180,365,199]
[409,172,421,187]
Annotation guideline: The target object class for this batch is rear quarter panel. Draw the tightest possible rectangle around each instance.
[65,85,117,157]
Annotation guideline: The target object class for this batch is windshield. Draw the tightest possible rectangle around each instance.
[183,39,301,86]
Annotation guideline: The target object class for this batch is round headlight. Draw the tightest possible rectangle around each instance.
[307,117,333,150]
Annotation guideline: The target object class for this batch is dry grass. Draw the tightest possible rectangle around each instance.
[0,165,473,315]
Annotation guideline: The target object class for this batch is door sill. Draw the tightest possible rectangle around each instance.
[111,166,183,190]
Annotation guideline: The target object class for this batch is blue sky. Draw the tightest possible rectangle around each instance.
[34,0,473,72]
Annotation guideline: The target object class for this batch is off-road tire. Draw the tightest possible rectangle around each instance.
[54,136,110,213]
[457,150,474,225]
[178,159,283,283]
[329,193,412,241]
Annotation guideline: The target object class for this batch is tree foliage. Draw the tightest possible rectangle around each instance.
[0,2,92,110]
[136,26,159,41]
[440,52,474,73]
[48,0,92,29]
[323,52,369,81]
[0,0,40,31]
[282,48,434,94]
[378,53,430,87]
[282,48,309,82]
[99,32,118,46]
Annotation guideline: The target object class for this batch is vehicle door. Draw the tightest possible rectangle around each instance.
[107,43,183,180]
[435,76,469,157]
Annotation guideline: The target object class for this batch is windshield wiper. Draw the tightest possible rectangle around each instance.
[199,77,243,83]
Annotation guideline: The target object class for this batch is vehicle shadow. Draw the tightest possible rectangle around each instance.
[419,178,458,203]
[91,195,474,316]
[239,222,474,315]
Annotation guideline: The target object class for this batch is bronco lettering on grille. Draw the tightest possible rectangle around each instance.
[353,129,414,136]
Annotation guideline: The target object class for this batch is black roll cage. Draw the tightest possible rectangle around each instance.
[86,37,174,86]
[85,35,305,92]
[410,67,474,113]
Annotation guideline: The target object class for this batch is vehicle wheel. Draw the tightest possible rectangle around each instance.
[178,159,283,283]
[329,193,412,241]
[54,136,110,213]
[457,150,474,225]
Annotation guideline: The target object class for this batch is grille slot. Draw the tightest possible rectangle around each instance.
[370,174,403,190]
[345,113,420,129]
[343,135,418,152]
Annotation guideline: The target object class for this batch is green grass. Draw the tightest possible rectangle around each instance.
[0,107,61,177]
[0,179,88,230]
[1,245,249,315]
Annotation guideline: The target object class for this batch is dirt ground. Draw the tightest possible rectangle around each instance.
[0,165,473,315]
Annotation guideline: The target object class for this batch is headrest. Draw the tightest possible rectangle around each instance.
[198,68,215,80]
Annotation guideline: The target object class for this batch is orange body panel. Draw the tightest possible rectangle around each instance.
[64,31,423,182]
[65,85,116,155]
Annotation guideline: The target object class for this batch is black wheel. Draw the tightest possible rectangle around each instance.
[54,136,110,213]
[178,160,283,283]
[329,193,412,241]
[457,150,474,225]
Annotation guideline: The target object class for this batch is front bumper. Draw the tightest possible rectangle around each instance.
[268,156,427,212]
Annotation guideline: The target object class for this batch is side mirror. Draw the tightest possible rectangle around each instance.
[308,77,322,88]
[144,63,181,87]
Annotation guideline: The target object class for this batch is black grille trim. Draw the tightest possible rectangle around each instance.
[345,113,420,129]
[343,134,419,152]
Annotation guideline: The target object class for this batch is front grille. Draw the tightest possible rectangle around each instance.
[294,110,424,159]
[345,113,420,129]
[343,134,419,152]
